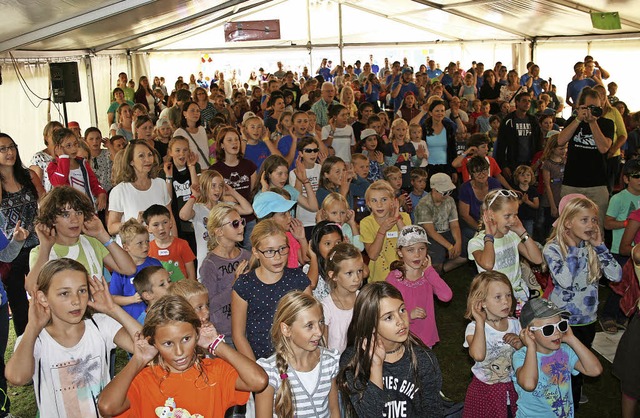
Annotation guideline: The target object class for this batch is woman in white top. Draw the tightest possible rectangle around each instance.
[107,140,173,236]
[173,101,210,168]
[499,70,527,112]
[29,121,63,192]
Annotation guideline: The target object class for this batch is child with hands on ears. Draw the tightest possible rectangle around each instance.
[468,189,543,315]
[6,259,143,417]
[240,114,282,171]
[542,194,620,408]
[318,193,364,251]
[27,186,136,295]
[315,156,355,209]
[97,295,268,418]
[306,221,345,301]
[386,225,452,348]
[337,282,444,417]
[255,291,341,418]
[513,298,602,417]
[360,180,411,282]
[463,271,522,418]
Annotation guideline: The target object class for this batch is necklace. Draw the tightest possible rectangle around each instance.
[485,317,503,324]
[386,345,405,355]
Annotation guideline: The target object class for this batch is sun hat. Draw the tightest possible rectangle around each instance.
[252,191,296,219]
[430,173,456,193]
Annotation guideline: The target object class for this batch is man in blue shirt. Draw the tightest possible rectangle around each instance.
[391,68,419,112]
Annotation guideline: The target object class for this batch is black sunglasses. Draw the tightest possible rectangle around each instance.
[530,319,569,337]
[221,218,246,229]
[303,148,320,153]
[628,173,640,179]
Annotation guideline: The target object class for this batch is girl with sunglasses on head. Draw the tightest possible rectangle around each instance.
[199,204,251,347]
[543,194,620,407]
[468,189,543,316]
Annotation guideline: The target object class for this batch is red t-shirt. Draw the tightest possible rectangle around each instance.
[458,155,502,182]
[115,358,249,418]
[149,237,196,281]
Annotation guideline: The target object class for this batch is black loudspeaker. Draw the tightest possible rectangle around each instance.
[50,62,82,103]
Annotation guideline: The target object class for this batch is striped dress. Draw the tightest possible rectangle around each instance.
[257,348,339,417]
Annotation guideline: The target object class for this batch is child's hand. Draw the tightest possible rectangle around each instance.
[510,216,526,238]
[28,295,51,332]
[520,328,537,350]
[12,220,29,242]
[260,172,269,193]
[503,332,523,350]
[191,183,201,199]
[137,211,145,225]
[482,210,497,236]
[373,150,384,164]
[54,144,64,158]
[34,223,57,249]
[346,209,356,225]
[82,214,109,241]
[163,158,173,178]
[307,241,317,260]
[87,275,117,314]
[187,151,199,167]
[421,254,432,271]
[471,301,486,324]
[132,331,158,365]
[318,150,328,165]
[365,334,386,367]
[448,242,461,259]
[410,307,427,320]
[234,259,249,280]
[197,322,220,349]
[290,218,306,242]
[416,145,427,160]
[129,294,142,304]
[465,146,478,157]
[561,323,578,345]
[588,225,603,247]
[294,156,308,183]
[96,193,107,212]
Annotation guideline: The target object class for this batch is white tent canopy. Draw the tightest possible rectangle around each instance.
[1,0,639,161]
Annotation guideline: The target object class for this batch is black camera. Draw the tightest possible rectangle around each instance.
[587,105,603,117]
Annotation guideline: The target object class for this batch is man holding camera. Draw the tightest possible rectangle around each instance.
[558,86,614,229]
[391,67,419,112]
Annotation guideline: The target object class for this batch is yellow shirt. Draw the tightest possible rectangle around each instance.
[603,107,627,157]
[360,212,412,282]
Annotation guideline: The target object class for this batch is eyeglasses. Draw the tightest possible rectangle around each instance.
[487,189,519,209]
[221,218,246,229]
[256,245,290,258]
[303,148,320,153]
[437,189,453,197]
[530,319,569,337]
[0,144,17,154]
[628,173,640,179]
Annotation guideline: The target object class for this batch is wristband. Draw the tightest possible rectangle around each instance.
[208,334,225,356]
[189,195,196,200]
[103,238,114,247]
[484,234,494,243]
[624,220,629,227]
[519,231,528,239]
[521,233,530,243]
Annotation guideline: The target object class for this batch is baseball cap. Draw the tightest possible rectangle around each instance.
[68,121,80,129]
[542,108,556,116]
[404,91,415,98]
[552,193,586,227]
[430,173,456,193]
[397,225,430,248]
[156,118,171,129]
[242,111,257,124]
[252,191,296,219]
[360,128,378,140]
[402,67,414,74]
[519,298,570,328]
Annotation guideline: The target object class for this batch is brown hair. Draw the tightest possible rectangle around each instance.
[37,186,95,228]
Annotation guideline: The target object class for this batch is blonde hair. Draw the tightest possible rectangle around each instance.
[167,135,190,153]
[547,197,601,283]
[169,279,208,300]
[271,291,324,418]
[365,179,395,202]
[119,219,148,245]
[249,219,288,270]
[478,189,519,231]
[513,165,534,184]
[321,192,348,218]
[351,153,367,163]
[465,271,515,319]
[389,118,408,142]
[206,203,240,251]
[339,85,355,105]
[197,170,225,205]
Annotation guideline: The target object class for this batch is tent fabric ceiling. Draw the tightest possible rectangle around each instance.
[1,0,640,55]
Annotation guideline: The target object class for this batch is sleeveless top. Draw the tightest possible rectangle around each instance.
[1,184,39,249]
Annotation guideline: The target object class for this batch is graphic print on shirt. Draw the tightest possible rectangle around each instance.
[50,353,104,417]
[155,397,204,418]
[534,349,573,418]
[159,258,184,281]
[227,173,250,191]
[382,375,420,417]
[172,179,192,202]
[573,129,596,149]
[201,216,209,241]
[515,122,531,138]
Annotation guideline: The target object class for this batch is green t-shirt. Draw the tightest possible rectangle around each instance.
[30,235,110,279]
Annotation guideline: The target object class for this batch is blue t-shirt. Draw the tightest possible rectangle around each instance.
[512,344,579,418]
[233,268,310,358]
[409,191,428,223]
[109,257,162,320]
[277,135,299,170]
[391,82,419,112]
[244,141,272,171]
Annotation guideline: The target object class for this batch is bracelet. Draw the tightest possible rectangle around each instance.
[484,234,495,243]
[377,230,385,236]
[521,233,530,243]
[103,238,114,247]
[624,220,629,227]
[519,231,528,239]
[189,195,196,200]
[208,334,225,356]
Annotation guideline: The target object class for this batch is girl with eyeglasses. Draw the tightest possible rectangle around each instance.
[543,194,621,407]
[179,170,252,276]
[231,219,312,362]
[199,204,251,347]
[468,189,543,316]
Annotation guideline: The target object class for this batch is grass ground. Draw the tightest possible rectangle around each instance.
[2,263,632,417]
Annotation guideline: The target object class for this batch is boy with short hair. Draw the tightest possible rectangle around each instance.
[452,133,511,189]
[383,166,411,213]
[409,168,428,223]
[143,204,196,282]
[350,153,373,222]
[514,298,602,417]
[414,173,464,272]
[475,100,492,134]
[109,219,162,322]
[169,279,211,326]
[132,265,172,325]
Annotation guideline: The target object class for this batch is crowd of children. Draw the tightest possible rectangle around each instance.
[1,55,639,417]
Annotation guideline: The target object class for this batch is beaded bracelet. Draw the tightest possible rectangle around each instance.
[484,234,495,243]
[208,334,225,356]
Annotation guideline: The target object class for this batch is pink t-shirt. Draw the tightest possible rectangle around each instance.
[321,291,358,354]
[286,231,302,268]
[628,208,640,244]
[386,266,453,347]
